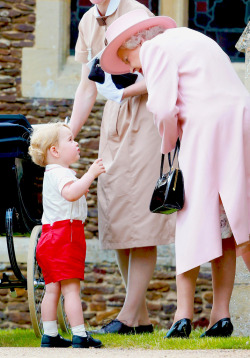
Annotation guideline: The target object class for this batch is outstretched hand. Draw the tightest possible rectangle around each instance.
[88,158,106,179]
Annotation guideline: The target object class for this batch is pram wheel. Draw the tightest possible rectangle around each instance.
[27,225,70,337]
[6,208,27,284]
[27,225,44,337]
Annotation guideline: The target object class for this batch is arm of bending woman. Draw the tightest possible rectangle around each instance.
[141,42,179,154]
[70,64,98,138]
[122,78,147,99]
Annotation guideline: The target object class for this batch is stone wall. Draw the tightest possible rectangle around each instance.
[0,261,212,330]
[82,263,212,330]
[0,0,36,103]
[0,0,105,240]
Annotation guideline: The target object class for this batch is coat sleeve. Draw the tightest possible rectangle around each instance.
[75,16,89,64]
[140,40,179,154]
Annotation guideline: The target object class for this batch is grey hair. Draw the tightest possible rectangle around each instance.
[120,26,166,50]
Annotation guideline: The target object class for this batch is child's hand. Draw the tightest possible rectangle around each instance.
[88,158,106,179]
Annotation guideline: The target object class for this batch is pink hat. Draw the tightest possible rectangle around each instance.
[100,9,177,74]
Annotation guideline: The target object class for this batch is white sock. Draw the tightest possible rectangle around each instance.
[43,320,58,337]
[71,324,87,337]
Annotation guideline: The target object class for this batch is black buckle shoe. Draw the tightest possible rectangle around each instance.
[41,334,72,348]
[200,318,233,338]
[72,333,102,348]
[164,318,192,338]
[135,324,154,334]
[89,319,136,335]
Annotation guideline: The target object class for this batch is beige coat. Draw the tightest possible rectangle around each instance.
[75,0,176,249]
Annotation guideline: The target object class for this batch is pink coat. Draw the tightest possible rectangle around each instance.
[140,28,250,274]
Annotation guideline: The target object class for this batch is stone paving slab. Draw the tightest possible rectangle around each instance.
[0,348,249,358]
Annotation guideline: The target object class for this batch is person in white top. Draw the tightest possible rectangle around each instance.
[29,122,105,348]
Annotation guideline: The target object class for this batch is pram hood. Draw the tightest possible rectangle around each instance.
[0,114,32,158]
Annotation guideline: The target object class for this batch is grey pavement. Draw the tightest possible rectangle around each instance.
[0,348,249,358]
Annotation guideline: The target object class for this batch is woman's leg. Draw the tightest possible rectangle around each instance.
[115,248,130,288]
[242,250,250,271]
[61,278,84,327]
[116,248,152,326]
[116,246,157,326]
[41,282,61,321]
[238,241,250,271]
[172,266,200,324]
[209,236,236,328]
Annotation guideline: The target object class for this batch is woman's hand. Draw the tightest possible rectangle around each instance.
[88,158,106,179]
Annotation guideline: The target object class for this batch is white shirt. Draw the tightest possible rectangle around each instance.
[42,164,87,225]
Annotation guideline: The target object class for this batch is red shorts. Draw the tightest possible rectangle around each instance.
[36,220,86,285]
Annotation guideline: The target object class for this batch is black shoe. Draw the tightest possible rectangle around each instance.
[89,319,136,335]
[200,318,233,338]
[72,333,102,348]
[135,324,154,334]
[164,318,192,338]
[41,334,72,348]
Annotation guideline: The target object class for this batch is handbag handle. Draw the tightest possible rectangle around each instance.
[160,138,180,177]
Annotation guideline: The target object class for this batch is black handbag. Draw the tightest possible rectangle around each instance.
[88,58,138,88]
[149,138,185,215]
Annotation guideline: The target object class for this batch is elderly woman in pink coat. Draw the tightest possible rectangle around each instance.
[100,9,250,338]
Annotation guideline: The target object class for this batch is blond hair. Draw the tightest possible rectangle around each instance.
[28,122,70,167]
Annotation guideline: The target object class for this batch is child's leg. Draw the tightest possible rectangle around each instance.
[41,282,62,339]
[61,279,102,348]
[172,266,200,324]
[60,278,86,337]
[209,236,236,328]
[41,282,61,320]
[41,282,61,336]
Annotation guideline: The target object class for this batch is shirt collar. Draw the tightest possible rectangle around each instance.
[94,0,120,18]
[45,164,76,175]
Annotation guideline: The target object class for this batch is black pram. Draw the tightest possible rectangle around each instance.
[0,114,43,291]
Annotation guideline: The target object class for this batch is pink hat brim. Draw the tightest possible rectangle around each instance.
[100,16,176,75]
